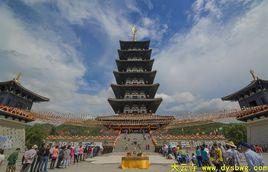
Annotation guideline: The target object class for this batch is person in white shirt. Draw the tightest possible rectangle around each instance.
[0,149,5,166]
[20,145,37,172]
[225,141,241,166]
[238,142,264,172]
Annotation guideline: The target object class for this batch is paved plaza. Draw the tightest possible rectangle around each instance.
[51,152,268,172]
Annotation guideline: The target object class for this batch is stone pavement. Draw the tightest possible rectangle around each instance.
[87,152,176,164]
[52,152,176,172]
[51,153,268,172]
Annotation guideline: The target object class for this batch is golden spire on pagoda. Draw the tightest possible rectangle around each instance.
[14,72,22,82]
[250,69,258,80]
[131,25,137,41]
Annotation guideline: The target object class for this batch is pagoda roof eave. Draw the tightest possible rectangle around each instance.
[222,79,268,101]
[116,59,154,71]
[113,71,156,84]
[108,98,162,114]
[111,83,159,98]
[119,40,150,50]
[0,80,49,102]
[118,49,152,60]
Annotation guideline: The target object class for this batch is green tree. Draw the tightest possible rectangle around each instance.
[25,124,48,148]
[223,124,247,145]
[50,126,58,135]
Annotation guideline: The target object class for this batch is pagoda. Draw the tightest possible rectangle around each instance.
[109,26,162,114]
[96,27,174,132]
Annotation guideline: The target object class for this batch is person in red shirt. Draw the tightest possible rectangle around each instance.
[78,146,83,161]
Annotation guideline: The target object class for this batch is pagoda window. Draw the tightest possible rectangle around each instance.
[124,91,131,99]
[123,105,130,113]
[140,92,146,99]
[131,105,139,114]
[131,92,138,99]
[138,79,144,84]
[140,105,147,114]
[126,79,132,85]
[132,78,138,84]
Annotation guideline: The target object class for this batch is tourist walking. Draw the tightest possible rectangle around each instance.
[42,144,50,172]
[20,145,37,172]
[88,146,93,158]
[196,146,202,167]
[201,146,210,166]
[6,148,20,172]
[74,146,79,164]
[78,146,83,161]
[63,146,70,168]
[56,146,65,168]
[70,145,74,163]
[226,141,241,172]
[34,144,44,172]
[0,149,5,166]
[238,142,264,172]
[210,144,223,172]
[50,145,59,169]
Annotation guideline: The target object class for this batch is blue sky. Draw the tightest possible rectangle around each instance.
[0,0,267,116]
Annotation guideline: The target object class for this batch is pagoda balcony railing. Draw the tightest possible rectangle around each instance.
[124,96,146,99]
[127,58,142,61]
[126,68,144,72]
[126,80,145,85]
[127,48,147,51]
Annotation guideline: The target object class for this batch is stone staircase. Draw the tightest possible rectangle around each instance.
[113,133,155,152]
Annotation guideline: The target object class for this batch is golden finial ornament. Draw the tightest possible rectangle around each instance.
[250,69,258,80]
[131,25,137,41]
[14,72,22,82]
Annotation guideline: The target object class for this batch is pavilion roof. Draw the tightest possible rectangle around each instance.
[46,135,118,142]
[235,105,268,121]
[222,78,268,101]
[153,134,226,141]
[96,114,174,121]
[0,80,49,102]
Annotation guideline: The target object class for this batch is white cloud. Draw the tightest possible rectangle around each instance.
[0,5,112,114]
[55,0,167,41]
[154,0,268,114]
[1,0,267,117]
[156,92,238,114]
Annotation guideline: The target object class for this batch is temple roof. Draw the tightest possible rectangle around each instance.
[113,71,156,84]
[96,114,174,121]
[119,40,150,50]
[152,134,226,142]
[116,59,154,71]
[236,105,268,121]
[222,78,268,101]
[0,80,49,102]
[108,98,162,114]
[118,49,152,60]
[0,104,35,122]
[111,83,159,98]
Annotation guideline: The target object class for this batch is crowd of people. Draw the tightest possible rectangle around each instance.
[161,141,265,172]
[2,143,103,172]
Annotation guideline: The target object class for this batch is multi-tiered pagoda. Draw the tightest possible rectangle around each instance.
[96,27,174,132]
[109,28,162,115]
